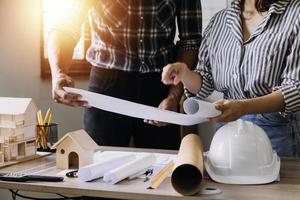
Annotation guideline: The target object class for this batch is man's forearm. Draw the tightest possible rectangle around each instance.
[177,49,199,71]
[48,31,76,77]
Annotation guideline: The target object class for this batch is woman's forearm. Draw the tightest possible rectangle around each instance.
[241,90,285,115]
[209,90,285,123]
[182,69,203,95]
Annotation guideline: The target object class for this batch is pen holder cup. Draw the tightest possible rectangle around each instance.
[37,123,58,152]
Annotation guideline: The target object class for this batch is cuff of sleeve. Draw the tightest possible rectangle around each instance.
[194,69,215,99]
[176,38,201,51]
[184,88,194,98]
[273,84,300,113]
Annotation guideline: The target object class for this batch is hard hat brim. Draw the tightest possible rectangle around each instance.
[204,152,281,185]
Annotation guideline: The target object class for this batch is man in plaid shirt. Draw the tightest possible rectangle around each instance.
[48,0,202,150]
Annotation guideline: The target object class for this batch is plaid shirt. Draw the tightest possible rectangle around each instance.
[52,0,202,73]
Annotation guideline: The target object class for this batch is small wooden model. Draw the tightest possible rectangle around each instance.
[52,129,98,169]
[0,97,37,164]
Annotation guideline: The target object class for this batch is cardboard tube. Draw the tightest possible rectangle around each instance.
[171,134,204,196]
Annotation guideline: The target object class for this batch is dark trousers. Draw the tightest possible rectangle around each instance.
[84,67,181,150]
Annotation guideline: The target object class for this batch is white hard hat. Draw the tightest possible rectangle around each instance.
[204,119,280,184]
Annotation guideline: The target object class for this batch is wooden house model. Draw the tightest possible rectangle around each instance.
[0,97,37,164]
[52,129,98,169]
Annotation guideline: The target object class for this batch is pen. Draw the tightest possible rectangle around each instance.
[128,168,153,180]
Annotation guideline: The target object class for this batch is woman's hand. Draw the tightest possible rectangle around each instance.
[161,62,189,85]
[208,99,246,122]
[52,73,89,107]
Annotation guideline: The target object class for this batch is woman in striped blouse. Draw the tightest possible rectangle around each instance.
[161,0,300,157]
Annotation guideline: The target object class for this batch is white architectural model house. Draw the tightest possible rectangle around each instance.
[0,97,37,164]
[52,129,98,169]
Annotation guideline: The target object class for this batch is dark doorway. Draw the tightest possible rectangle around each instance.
[68,152,79,169]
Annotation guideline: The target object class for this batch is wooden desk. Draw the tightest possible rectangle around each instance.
[0,146,299,200]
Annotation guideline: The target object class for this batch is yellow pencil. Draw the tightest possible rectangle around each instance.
[43,108,51,125]
[37,110,43,126]
[148,160,174,189]
[44,113,52,146]
[37,110,47,148]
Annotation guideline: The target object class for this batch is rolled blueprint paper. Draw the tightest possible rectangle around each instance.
[103,154,156,185]
[78,155,136,182]
[183,98,219,117]
[171,134,204,196]
[64,87,221,126]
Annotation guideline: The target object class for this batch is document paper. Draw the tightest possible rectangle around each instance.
[64,87,221,126]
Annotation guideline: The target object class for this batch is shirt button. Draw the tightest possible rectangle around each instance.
[140,16,144,20]
[233,74,238,79]
[139,39,143,43]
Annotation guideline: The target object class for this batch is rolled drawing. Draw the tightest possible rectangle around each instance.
[78,154,136,182]
[171,134,204,196]
[64,87,221,126]
[103,154,156,185]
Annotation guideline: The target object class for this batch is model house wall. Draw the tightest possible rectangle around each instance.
[0,98,38,163]
[52,129,98,169]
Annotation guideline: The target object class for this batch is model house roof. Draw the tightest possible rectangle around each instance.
[52,129,98,151]
[0,97,34,115]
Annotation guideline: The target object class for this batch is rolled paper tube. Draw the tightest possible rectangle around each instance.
[78,154,136,182]
[171,134,204,196]
[103,154,156,185]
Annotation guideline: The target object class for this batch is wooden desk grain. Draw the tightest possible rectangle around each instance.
[0,146,299,200]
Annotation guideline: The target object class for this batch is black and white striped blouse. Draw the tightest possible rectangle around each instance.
[188,0,300,113]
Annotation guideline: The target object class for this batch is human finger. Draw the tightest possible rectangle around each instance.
[55,89,82,101]
[144,119,167,127]
[54,89,89,107]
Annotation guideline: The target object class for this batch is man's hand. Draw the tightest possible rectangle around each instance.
[144,96,179,127]
[52,73,89,107]
[208,99,246,122]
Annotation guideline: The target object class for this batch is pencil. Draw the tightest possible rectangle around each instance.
[44,113,52,146]
[37,110,43,126]
[43,108,51,125]
[148,160,174,189]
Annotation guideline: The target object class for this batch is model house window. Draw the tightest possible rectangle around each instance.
[41,0,91,78]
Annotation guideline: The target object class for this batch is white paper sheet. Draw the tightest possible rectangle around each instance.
[103,154,156,185]
[78,154,136,182]
[93,151,177,166]
[64,87,221,126]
